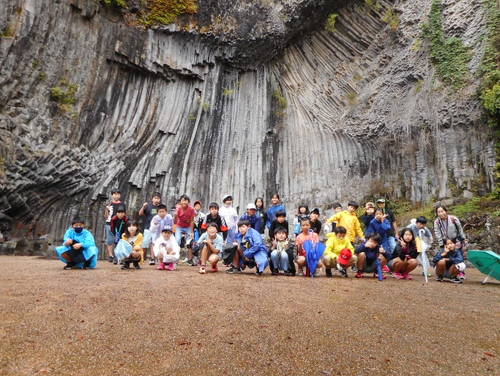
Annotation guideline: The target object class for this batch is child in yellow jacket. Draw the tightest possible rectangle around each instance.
[325,201,365,245]
[322,226,357,277]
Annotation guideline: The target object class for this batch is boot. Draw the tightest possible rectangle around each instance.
[121,260,131,269]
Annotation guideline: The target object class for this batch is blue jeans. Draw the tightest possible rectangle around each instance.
[175,226,192,246]
[270,250,289,271]
[387,236,396,254]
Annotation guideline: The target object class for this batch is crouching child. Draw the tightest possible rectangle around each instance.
[196,222,224,274]
[154,225,180,271]
[432,238,465,284]
[269,227,294,276]
[226,220,269,275]
[322,226,356,278]
[56,217,98,270]
[354,233,386,279]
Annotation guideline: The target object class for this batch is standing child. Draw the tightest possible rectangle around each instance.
[362,202,376,229]
[269,210,289,240]
[255,197,267,235]
[193,200,206,243]
[324,203,342,233]
[154,225,180,271]
[139,191,162,263]
[149,204,174,265]
[266,194,286,231]
[104,188,125,263]
[174,194,196,246]
[56,217,98,269]
[240,203,261,231]
[110,206,129,264]
[309,208,322,235]
[219,195,239,243]
[115,220,144,269]
[295,218,324,276]
[325,201,365,246]
[201,202,228,240]
[196,222,224,274]
[294,204,309,236]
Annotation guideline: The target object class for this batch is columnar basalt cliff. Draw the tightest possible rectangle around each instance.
[0,0,495,248]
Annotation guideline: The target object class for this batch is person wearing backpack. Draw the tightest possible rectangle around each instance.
[433,205,468,279]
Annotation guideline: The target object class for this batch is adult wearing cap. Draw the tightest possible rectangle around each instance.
[376,198,398,253]
[325,201,365,245]
[240,203,261,232]
[104,188,125,263]
[219,195,239,243]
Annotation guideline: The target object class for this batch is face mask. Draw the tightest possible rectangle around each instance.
[74,227,83,234]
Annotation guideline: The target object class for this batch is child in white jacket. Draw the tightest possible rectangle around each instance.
[154,225,180,271]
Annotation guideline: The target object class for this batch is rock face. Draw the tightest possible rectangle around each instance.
[0,0,495,246]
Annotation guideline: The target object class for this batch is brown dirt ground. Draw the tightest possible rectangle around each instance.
[0,256,499,376]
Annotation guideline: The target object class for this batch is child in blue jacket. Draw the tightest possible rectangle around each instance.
[432,238,465,283]
[226,220,269,275]
[56,217,98,269]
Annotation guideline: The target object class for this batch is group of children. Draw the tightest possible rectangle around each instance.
[57,190,469,283]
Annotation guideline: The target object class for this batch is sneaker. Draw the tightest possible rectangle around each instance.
[339,268,348,278]
[351,265,358,272]
[107,256,114,263]
[149,258,156,266]
[355,272,363,278]
[272,268,279,276]
[284,271,292,276]
[459,272,466,280]
[450,276,462,284]
[211,264,219,273]
[133,261,141,269]
[382,265,390,273]
[157,262,166,270]
[181,258,189,263]
[226,267,241,274]
[166,262,176,271]
[63,262,76,270]
[373,273,386,279]
[113,257,118,265]
[121,263,130,269]
[255,271,263,276]
[436,275,444,282]
[325,269,333,278]
[83,260,91,269]
[403,273,412,280]
[297,269,304,276]
[392,272,404,279]
[187,259,195,266]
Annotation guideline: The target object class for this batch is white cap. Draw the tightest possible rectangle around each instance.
[246,203,257,210]
[222,194,233,202]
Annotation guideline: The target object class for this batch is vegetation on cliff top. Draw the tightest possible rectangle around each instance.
[422,0,471,89]
[140,0,198,27]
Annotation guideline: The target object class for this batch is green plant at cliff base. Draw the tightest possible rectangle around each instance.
[422,0,471,90]
[141,0,198,27]
[325,14,338,33]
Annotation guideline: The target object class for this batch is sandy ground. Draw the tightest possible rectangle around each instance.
[0,256,499,376]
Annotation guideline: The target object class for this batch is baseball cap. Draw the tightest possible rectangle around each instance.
[247,203,257,210]
[222,195,233,203]
[310,207,320,215]
[161,225,173,233]
[194,200,202,207]
[111,188,121,194]
[377,198,386,203]
[338,248,352,266]
[152,191,161,199]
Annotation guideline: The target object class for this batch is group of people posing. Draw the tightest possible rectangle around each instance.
[56,189,468,283]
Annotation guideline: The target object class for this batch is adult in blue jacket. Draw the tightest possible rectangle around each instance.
[226,220,269,275]
[366,209,392,256]
[56,217,98,269]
